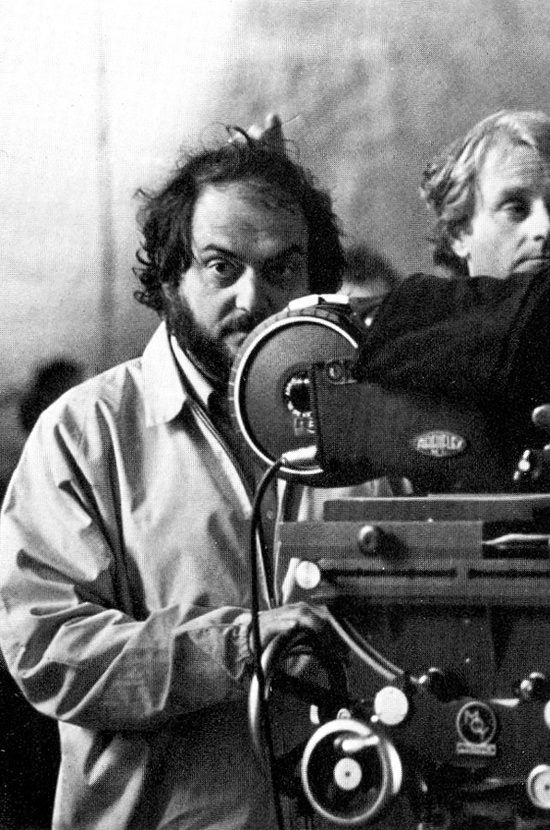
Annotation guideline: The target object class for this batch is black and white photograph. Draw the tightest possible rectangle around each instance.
[2,2,550,828]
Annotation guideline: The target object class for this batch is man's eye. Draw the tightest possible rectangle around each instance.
[206,260,240,281]
[502,199,529,220]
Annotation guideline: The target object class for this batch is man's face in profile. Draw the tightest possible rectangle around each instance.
[163,180,310,387]
[452,140,550,279]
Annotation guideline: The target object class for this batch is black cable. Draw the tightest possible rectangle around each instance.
[249,457,286,830]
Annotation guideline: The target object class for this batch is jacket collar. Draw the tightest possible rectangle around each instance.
[169,335,213,410]
[142,322,189,427]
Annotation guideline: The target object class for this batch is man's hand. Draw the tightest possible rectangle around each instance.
[251,601,331,653]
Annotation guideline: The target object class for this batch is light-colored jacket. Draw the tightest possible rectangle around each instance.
[0,321,395,829]
[0,324,276,829]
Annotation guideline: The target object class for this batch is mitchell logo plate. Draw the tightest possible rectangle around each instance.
[411,430,467,458]
[455,701,498,757]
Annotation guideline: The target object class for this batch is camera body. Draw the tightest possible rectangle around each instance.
[231,295,550,826]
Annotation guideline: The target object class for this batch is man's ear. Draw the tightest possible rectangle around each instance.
[161,281,176,300]
[450,227,472,261]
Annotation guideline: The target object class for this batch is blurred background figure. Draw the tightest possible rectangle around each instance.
[0,356,83,830]
[0,358,85,502]
[340,242,402,298]
[18,358,84,435]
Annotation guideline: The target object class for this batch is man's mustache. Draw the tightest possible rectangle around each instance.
[220,312,262,336]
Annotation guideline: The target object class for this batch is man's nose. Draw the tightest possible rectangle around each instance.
[234,267,261,312]
[529,199,550,241]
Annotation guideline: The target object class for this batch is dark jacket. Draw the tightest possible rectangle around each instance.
[362,271,550,470]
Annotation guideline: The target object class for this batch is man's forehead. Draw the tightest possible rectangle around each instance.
[191,181,308,249]
[478,140,550,192]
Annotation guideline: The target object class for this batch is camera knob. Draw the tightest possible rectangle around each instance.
[516,672,550,701]
[418,668,449,700]
[295,560,322,591]
[527,765,550,810]
[373,686,409,726]
[357,524,383,556]
[301,718,402,825]
[532,404,550,436]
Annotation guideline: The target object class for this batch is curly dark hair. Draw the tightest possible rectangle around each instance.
[134,129,345,313]
[420,109,550,275]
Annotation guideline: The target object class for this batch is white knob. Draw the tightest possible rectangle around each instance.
[374,686,409,726]
[295,560,321,590]
[334,757,362,791]
[527,765,550,810]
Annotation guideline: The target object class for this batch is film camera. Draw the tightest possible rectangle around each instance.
[229,294,550,829]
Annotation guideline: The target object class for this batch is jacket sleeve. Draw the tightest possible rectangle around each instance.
[0,409,253,732]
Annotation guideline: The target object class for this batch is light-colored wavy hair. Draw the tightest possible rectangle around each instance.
[421,110,550,275]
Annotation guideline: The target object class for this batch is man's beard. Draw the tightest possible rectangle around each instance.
[164,291,260,391]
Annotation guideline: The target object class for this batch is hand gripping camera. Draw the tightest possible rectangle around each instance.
[229,294,550,828]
